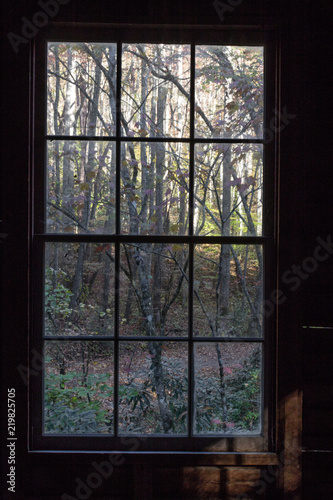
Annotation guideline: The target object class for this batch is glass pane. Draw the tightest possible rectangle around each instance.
[47,43,117,136]
[44,340,114,434]
[47,140,115,234]
[121,44,191,138]
[194,245,263,337]
[119,341,188,434]
[120,142,189,235]
[194,143,263,236]
[194,342,261,434]
[195,46,264,138]
[45,242,115,337]
[119,243,189,337]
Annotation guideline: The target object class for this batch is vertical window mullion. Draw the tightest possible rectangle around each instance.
[187,44,196,435]
[114,41,123,436]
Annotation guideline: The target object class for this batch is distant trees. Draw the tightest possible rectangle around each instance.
[45,42,264,434]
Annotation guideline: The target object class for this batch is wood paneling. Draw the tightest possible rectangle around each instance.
[302,329,333,451]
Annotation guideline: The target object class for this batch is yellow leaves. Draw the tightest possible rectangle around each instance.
[169,223,180,234]
[172,244,183,252]
[138,128,148,137]
[225,101,239,114]
[79,182,89,192]
[130,194,141,203]
[86,171,96,181]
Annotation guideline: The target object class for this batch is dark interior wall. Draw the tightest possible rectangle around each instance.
[1,0,332,498]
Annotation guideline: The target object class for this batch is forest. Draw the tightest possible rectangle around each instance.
[43,41,265,436]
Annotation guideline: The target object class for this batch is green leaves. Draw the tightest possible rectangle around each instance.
[44,371,113,434]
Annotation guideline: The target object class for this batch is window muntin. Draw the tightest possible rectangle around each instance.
[33,32,273,450]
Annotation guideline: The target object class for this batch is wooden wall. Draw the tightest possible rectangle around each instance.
[1,0,332,498]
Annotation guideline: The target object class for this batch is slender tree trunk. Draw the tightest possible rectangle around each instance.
[135,247,173,433]
[83,48,102,228]
[69,243,86,317]
[216,146,231,335]
[148,341,173,433]
[152,86,167,325]
[215,343,228,427]
[62,47,76,228]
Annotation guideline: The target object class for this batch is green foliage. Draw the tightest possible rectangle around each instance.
[44,371,113,433]
[195,375,226,433]
[194,352,261,433]
[45,405,106,434]
[45,267,72,334]
[227,367,260,430]
[118,355,187,434]
[119,381,151,412]
[227,350,261,431]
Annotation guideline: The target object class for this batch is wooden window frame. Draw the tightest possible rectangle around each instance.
[30,23,279,457]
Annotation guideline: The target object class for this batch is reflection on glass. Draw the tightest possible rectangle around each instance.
[119,341,188,434]
[44,340,114,434]
[194,342,261,434]
[121,142,189,235]
[47,42,117,136]
[47,140,115,234]
[121,44,190,138]
[195,46,264,139]
[45,243,115,337]
[119,243,188,337]
[193,245,263,338]
[194,143,263,236]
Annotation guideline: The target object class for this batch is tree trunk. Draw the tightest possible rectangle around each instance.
[152,85,167,325]
[216,146,231,334]
[135,247,173,433]
[69,243,86,318]
[215,343,228,427]
[148,341,173,433]
[62,47,76,228]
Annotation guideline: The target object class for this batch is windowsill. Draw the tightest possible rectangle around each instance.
[28,450,279,466]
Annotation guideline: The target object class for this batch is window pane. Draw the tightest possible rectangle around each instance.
[47,43,117,136]
[119,243,189,337]
[119,341,188,434]
[193,245,263,338]
[47,141,116,233]
[44,340,114,434]
[194,143,263,236]
[194,342,261,434]
[195,46,264,139]
[45,242,115,337]
[121,44,191,138]
[121,142,189,235]
[42,38,269,447]
[47,140,115,234]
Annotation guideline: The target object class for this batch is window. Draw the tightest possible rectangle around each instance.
[32,26,276,452]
